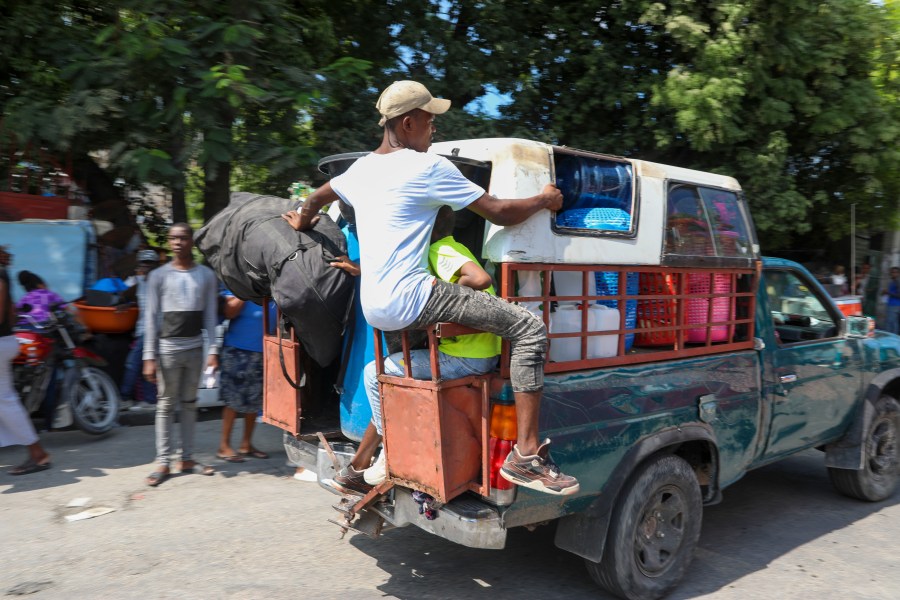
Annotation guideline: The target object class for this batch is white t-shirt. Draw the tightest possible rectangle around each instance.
[330,150,485,330]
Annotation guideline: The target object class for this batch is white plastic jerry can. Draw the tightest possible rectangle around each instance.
[549,305,619,362]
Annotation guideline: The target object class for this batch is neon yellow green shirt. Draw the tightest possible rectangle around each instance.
[428,236,502,359]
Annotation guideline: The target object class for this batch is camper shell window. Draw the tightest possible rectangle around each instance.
[552,149,636,238]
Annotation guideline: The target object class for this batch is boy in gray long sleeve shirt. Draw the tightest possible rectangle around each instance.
[142,223,219,486]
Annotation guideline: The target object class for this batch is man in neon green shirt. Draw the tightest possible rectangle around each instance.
[332,206,500,494]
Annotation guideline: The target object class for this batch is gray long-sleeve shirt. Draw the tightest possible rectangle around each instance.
[142,262,220,360]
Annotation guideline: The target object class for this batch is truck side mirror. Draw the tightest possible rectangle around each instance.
[845,316,874,338]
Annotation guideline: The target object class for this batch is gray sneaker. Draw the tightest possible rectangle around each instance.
[499,439,580,496]
[332,465,373,496]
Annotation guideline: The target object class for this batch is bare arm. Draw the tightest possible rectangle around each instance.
[466,183,563,226]
[329,256,361,277]
[456,261,492,291]
[282,181,342,231]
[222,295,245,320]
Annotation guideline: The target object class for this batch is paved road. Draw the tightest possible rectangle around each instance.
[1,413,897,599]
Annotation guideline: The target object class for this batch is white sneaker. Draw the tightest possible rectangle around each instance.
[130,401,157,412]
[293,468,317,482]
[363,451,386,485]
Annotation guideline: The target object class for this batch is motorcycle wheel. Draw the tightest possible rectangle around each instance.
[66,366,120,435]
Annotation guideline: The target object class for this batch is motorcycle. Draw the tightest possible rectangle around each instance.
[13,304,120,435]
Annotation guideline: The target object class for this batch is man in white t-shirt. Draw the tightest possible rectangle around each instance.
[283,81,579,496]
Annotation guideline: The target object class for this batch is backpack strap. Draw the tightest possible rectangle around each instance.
[277,316,306,390]
[332,287,356,395]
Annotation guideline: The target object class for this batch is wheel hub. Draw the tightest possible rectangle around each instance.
[868,417,899,477]
[634,485,687,577]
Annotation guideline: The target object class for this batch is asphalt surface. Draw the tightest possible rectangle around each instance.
[1,410,898,599]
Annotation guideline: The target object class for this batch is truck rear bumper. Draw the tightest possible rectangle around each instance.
[306,440,507,549]
[389,488,507,550]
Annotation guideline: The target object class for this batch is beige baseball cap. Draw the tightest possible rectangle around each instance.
[376,81,451,127]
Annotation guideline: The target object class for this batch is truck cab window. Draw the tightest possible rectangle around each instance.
[765,270,839,343]
[666,185,753,259]
[666,186,713,255]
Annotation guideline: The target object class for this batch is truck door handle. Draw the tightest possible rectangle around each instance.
[779,373,797,384]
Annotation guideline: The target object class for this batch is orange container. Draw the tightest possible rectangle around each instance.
[833,296,862,317]
[73,301,139,333]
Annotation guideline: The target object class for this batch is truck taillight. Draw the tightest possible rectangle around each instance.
[486,401,517,505]
[489,401,517,439]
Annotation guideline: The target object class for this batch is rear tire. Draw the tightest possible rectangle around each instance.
[828,395,900,502]
[67,366,120,435]
[586,454,703,600]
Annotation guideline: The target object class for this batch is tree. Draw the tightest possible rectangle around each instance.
[476,0,899,250]
[1,1,362,227]
[2,0,897,254]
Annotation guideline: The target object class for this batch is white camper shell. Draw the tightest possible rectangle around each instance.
[429,137,759,267]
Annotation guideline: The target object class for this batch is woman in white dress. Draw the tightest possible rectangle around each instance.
[0,245,51,475]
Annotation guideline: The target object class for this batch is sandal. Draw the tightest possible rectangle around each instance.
[180,461,215,476]
[145,470,169,487]
[240,449,269,460]
[216,453,245,463]
[9,459,51,476]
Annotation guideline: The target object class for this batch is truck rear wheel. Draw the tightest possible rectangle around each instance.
[586,454,702,600]
[828,395,900,502]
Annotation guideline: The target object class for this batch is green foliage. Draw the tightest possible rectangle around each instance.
[1,0,897,253]
[468,0,898,249]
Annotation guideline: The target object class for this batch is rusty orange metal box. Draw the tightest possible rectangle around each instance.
[379,372,490,504]
[262,303,304,435]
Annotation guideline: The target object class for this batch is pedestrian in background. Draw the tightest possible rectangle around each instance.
[884,266,900,335]
[854,262,878,318]
[215,290,271,463]
[142,224,219,486]
[119,249,161,411]
[0,245,51,475]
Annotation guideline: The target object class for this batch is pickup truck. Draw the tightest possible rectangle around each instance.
[271,139,900,600]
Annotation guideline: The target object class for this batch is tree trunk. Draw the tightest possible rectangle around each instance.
[166,119,188,225]
[171,184,187,224]
[70,153,132,226]
[203,160,231,224]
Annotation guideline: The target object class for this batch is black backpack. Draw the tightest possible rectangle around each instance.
[196,192,354,367]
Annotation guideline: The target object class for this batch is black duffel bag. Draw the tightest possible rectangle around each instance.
[196,192,354,367]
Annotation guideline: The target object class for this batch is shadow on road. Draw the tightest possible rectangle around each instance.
[673,450,898,598]
[347,450,897,599]
[0,408,290,495]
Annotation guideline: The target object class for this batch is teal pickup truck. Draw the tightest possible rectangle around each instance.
[312,257,900,600]
[273,139,900,600]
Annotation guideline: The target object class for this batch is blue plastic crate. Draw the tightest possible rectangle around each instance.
[556,207,631,231]
[595,271,638,350]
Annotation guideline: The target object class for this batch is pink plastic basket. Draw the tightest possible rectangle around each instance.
[686,273,732,343]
